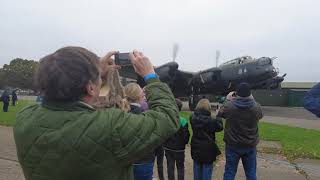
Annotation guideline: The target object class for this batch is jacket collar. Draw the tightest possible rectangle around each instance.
[42,101,96,111]
[231,96,255,109]
[194,108,211,116]
[130,102,141,107]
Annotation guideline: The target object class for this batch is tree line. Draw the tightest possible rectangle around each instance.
[0,58,39,90]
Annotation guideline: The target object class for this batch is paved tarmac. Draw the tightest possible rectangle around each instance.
[153,145,309,180]
[260,106,320,129]
[0,126,24,180]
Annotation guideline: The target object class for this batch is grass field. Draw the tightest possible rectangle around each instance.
[180,111,320,160]
[259,122,320,160]
[0,100,34,126]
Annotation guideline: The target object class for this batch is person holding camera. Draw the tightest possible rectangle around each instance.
[13,47,180,180]
[217,83,263,180]
[304,82,320,117]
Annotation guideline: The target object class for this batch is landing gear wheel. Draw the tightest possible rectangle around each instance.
[189,95,201,111]
[189,96,195,111]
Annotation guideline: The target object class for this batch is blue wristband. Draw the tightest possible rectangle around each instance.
[143,73,158,81]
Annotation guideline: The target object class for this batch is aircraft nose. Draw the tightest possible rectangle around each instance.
[277,76,284,82]
[265,66,273,72]
[170,62,179,71]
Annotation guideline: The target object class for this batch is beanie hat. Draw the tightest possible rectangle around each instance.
[236,83,251,97]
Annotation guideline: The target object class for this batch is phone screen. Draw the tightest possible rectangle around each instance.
[114,52,138,79]
[115,53,131,66]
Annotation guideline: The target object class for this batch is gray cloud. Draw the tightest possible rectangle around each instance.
[0,0,319,81]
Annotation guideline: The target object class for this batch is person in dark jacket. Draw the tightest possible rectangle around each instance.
[304,82,320,117]
[164,98,190,180]
[1,90,10,112]
[217,83,263,180]
[191,99,223,180]
[12,90,18,106]
[125,82,155,180]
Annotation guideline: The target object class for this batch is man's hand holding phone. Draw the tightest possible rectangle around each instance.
[106,50,156,80]
[129,50,155,77]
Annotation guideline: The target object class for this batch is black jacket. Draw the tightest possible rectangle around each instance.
[1,93,10,103]
[12,91,18,101]
[164,117,190,151]
[129,104,155,163]
[218,97,263,148]
[190,109,223,163]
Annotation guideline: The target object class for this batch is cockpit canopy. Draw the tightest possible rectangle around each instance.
[257,57,272,66]
[220,56,253,67]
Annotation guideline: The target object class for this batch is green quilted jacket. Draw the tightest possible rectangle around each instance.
[13,80,179,180]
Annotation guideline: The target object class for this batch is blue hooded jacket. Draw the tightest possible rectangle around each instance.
[1,91,10,103]
[231,96,256,109]
[304,82,320,117]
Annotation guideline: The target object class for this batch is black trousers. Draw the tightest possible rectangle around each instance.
[3,102,9,112]
[155,146,164,180]
[12,100,16,106]
[165,150,185,180]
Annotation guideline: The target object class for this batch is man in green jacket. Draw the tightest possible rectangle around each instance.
[13,47,180,180]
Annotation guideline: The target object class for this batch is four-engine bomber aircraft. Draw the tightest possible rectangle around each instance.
[118,50,286,110]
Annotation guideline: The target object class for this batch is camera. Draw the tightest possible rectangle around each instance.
[115,53,131,66]
[114,52,139,80]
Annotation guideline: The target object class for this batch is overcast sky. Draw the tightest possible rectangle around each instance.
[1,0,319,82]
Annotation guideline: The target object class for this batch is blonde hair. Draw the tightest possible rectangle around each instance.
[195,99,211,111]
[125,83,142,103]
[94,69,130,112]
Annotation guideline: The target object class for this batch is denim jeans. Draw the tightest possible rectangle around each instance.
[133,162,154,180]
[223,145,257,180]
[193,161,213,180]
[165,150,185,180]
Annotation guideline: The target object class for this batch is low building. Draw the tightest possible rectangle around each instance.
[252,82,316,107]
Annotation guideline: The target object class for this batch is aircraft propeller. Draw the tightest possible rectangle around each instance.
[216,50,221,67]
[172,43,179,62]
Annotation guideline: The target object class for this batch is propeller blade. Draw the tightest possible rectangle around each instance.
[173,43,179,62]
[216,50,221,67]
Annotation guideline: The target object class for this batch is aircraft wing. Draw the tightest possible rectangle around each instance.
[118,61,195,97]
[161,69,194,97]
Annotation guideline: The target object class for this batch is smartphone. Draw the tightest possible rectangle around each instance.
[115,52,138,80]
[115,53,131,66]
